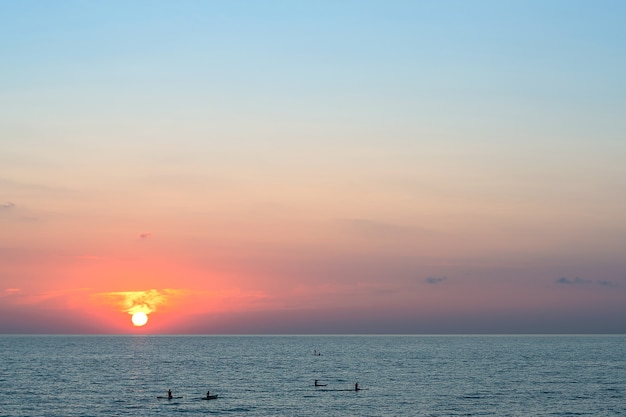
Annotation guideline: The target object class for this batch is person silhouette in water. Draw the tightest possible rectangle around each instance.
[168,389,173,399]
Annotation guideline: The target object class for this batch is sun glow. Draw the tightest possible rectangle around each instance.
[131,312,148,327]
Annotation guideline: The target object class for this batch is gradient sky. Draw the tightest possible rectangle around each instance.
[1,0,625,334]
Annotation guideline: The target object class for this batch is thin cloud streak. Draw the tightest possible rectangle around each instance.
[555,277,617,287]
[0,202,16,210]
[425,277,447,285]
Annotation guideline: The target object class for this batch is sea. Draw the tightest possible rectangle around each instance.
[0,335,624,416]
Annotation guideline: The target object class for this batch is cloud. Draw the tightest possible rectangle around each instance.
[556,277,617,287]
[0,200,39,222]
[0,201,16,210]
[556,277,591,285]
[597,280,618,287]
[0,288,92,307]
[95,289,182,315]
[1,288,21,297]
[425,277,447,285]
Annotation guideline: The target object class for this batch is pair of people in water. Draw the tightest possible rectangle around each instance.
[166,389,212,398]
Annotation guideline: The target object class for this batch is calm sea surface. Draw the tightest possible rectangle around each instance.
[0,335,624,416]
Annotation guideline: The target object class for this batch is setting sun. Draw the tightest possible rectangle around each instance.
[131,312,148,327]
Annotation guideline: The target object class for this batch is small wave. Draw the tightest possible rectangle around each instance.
[224,407,252,413]
[462,393,486,399]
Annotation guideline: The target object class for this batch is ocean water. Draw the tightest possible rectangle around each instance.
[0,335,624,416]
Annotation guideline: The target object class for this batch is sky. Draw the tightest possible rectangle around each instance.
[1,0,625,334]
